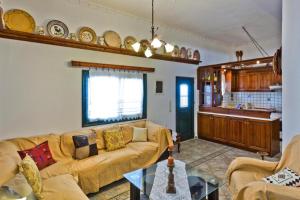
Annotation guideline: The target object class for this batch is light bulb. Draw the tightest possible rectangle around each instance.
[144,48,153,58]
[165,43,174,53]
[151,37,162,49]
[132,42,141,52]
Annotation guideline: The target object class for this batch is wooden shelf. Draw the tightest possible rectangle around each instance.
[201,56,273,69]
[71,61,155,72]
[0,29,201,65]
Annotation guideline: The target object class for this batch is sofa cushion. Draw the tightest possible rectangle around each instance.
[0,141,22,185]
[146,121,163,142]
[127,142,159,165]
[103,129,125,151]
[132,127,148,142]
[126,120,146,128]
[9,134,66,161]
[3,173,32,197]
[92,125,119,150]
[73,132,98,160]
[42,174,88,200]
[60,129,93,158]
[74,147,139,194]
[119,125,134,144]
[18,141,56,170]
[40,159,74,180]
[231,169,273,193]
[19,155,42,199]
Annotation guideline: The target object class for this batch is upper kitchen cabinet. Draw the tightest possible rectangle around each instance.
[227,66,281,92]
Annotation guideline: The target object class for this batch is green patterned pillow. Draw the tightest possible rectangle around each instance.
[103,129,125,151]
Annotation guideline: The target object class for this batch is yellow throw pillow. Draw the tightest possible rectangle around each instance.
[132,127,148,142]
[19,154,42,199]
[103,129,126,151]
[120,125,134,144]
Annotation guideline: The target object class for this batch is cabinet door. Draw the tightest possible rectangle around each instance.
[237,73,249,91]
[258,71,272,90]
[227,118,247,147]
[198,114,214,139]
[248,73,259,91]
[213,116,228,142]
[247,120,271,152]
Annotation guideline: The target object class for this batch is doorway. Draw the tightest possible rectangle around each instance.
[176,77,194,141]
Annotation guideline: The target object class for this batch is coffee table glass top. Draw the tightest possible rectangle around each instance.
[123,160,224,200]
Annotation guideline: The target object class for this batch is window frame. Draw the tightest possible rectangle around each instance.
[82,70,147,127]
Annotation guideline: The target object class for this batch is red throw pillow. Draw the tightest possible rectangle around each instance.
[18,141,56,170]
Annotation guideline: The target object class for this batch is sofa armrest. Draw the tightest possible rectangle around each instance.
[145,121,173,152]
[226,157,278,186]
[235,181,300,200]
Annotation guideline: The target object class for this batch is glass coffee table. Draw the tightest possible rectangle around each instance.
[123,160,224,200]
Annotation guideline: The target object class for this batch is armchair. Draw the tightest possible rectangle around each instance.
[226,135,300,200]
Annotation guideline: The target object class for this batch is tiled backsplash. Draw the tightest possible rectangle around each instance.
[223,91,282,111]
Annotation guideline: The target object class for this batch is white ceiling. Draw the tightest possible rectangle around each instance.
[89,0,282,46]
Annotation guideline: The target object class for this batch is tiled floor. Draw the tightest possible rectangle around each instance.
[89,139,280,200]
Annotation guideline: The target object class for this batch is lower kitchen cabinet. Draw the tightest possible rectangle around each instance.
[213,116,228,142]
[197,113,214,139]
[227,118,247,147]
[197,113,280,156]
[247,121,271,152]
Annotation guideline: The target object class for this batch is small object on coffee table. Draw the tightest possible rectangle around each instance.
[166,165,176,194]
[166,145,176,193]
[167,145,175,167]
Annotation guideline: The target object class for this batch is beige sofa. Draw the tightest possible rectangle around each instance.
[0,120,173,199]
[226,135,300,200]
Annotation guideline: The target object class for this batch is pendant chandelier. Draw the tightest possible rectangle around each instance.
[131,0,174,58]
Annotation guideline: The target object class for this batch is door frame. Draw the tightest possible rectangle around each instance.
[175,76,195,141]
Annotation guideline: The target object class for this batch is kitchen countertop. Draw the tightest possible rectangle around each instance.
[217,106,275,113]
[198,111,281,121]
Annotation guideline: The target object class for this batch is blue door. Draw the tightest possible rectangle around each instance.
[176,77,194,141]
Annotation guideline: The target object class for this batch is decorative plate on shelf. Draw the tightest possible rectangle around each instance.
[187,48,193,59]
[140,39,150,52]
[3,9,36,33]
[193,50,201,61]
[124,36,137,50]
[46,20,69,38]
[172,45,180,57]
[180,47,187,59]
[104,30,121,48]
[78,27,97,43]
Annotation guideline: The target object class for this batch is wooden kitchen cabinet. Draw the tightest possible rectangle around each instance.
[197,113,214,139]
[213,116,228,142]
[227,118,247,147]
[197,113,280,156]
[228,66,280,92]
[247,120,271,152]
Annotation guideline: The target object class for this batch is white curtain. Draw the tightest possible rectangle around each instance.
[88,69,144,122]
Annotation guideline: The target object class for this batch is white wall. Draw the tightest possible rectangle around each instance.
[0,0,230,140]
[282,0,300,149]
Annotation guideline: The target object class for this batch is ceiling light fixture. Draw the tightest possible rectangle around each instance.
[132,0,174,57]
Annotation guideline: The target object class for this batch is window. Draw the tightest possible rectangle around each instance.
[180,84,189,108]
[82,70,147,127]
